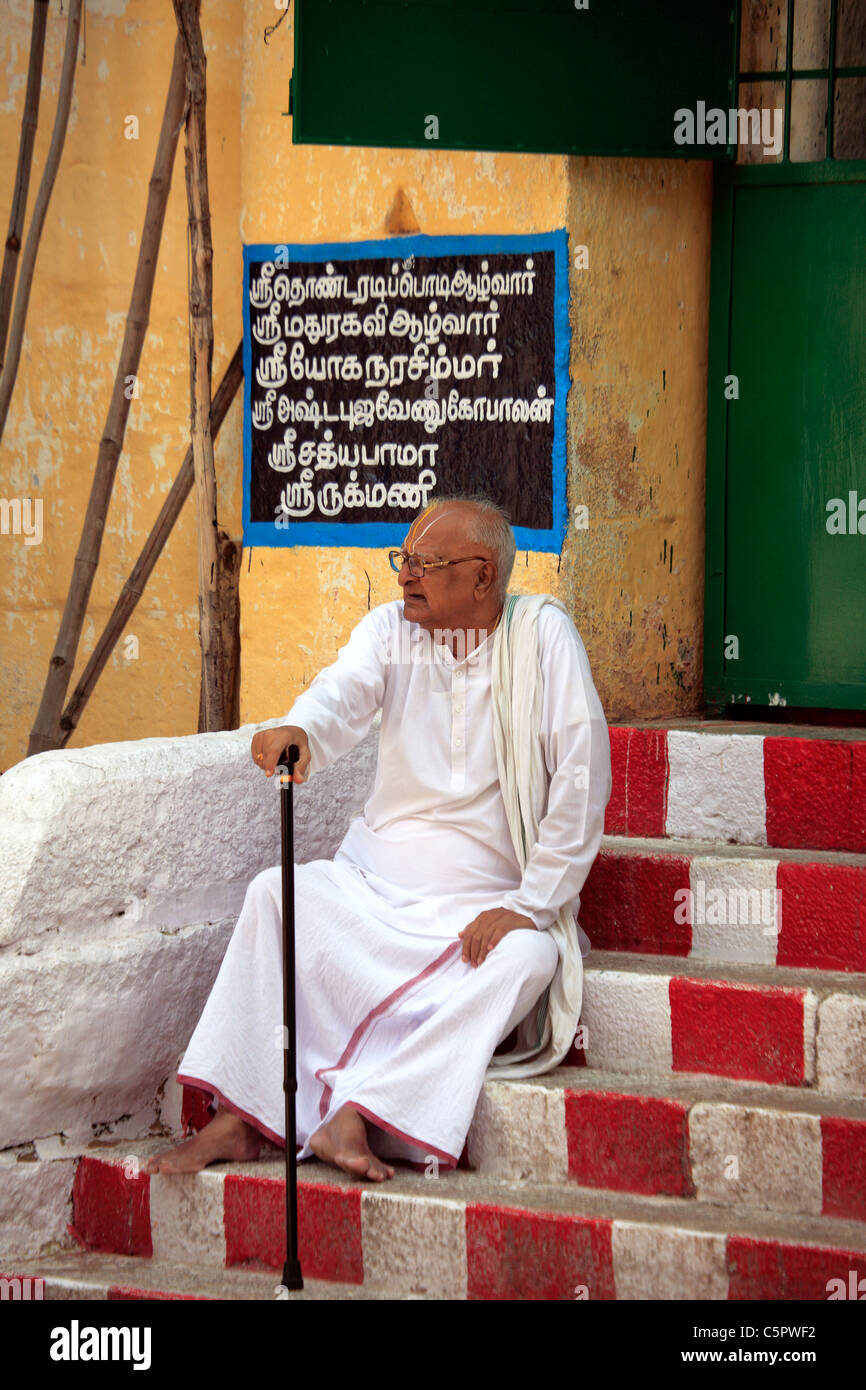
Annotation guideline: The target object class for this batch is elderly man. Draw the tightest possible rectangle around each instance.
[145,495,610,1182]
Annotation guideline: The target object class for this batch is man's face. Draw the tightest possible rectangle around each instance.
[396,508,496,633]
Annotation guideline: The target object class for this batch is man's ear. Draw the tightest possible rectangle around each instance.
[475,561,497,596]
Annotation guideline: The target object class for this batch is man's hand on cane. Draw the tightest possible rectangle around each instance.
[251,726,311,782]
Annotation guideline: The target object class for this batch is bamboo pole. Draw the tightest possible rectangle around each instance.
[173,0,224,732]
[0,0,82,442]
[0,0,50,371]
[58,343,243,745]
[27,34,187,756]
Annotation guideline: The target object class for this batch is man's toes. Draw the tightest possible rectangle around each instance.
[341,1154,371,1176]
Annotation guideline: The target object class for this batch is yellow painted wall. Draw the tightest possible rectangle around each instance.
[1,0,712,771]
[563,157,712,719]
[238,7,711,727]
[0,0,242,772]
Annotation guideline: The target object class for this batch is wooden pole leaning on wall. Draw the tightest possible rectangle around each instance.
[173,0,225,733]
[0,0,50,372]
[27,34,187,757]
[0,0,82,443]
[58,343,243,747]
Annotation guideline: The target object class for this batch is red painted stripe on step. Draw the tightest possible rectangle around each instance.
[727,1234,866,1300]
[466,1203,616,1301]
[70,1157,151,1258]
[764,737,866,853]
[565,1090,693,1197]
[580,850,692,955]
[821,1116,866,1224]
[776,861,866,973]
[224,1175,363,1284]
[670,978,807,1085]
[605,728,668,839]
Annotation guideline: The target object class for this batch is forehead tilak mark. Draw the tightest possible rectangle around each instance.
[404,506,459,552]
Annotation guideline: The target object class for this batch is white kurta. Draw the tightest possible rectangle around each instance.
[178,596,610,1167]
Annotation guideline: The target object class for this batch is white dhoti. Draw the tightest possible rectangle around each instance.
[178,859,559,1166]
[178,593,610,1159]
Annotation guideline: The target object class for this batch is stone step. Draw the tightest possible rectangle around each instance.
[574,952,866,1097]
[467,1068,866,1220]
[604,723,866,853]
[581,835,866,973]
[179,1066,866,1221]
[67,1145,866,1300]
[0,1252,409,1301]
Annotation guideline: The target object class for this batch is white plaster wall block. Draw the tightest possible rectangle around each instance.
[361,1192,467,1299]
[666,732,766,844]
[0,921,234,1150]
[689,1102,822,1214]
[612,1222,728,1300]
[688,856,779,965]
[0,722,378,951]
[581,971,673,1074]
[1,729,263,949]
[467,1081,567,1183]
[0,1159,77,1261]
[816,994,866,1097]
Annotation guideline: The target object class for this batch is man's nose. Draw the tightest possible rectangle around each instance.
[396,554,416,587]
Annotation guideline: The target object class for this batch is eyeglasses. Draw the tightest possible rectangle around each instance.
[388,550,488,578]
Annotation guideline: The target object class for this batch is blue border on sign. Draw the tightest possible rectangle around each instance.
[242,230,571,553]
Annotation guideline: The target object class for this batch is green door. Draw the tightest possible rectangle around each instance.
[705,0,866,711]
[708,169,866,709]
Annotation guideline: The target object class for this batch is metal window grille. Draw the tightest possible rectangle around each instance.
[738,0,866,162]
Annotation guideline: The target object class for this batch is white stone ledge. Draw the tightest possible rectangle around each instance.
[0,721,377,951]
[0,723,377,1150]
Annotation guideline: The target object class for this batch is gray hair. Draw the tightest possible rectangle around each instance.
[419,492,516,603]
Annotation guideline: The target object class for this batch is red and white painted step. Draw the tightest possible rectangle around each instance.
[567,953,866,1098]
[468,1070,866,1222]
[605,725,866,853]
[67,1148,866,1301]
[581,836,866,973]
[177,1068,866,1221]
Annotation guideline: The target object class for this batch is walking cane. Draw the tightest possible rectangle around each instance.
[278,745,303,1291]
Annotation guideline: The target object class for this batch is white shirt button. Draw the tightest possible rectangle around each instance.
[455,738,463,747]
[455,703,464,713]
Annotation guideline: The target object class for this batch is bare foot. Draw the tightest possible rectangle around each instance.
[309,1105,395,1182]
[143,1106,262,1175]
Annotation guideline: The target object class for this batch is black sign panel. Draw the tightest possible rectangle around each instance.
[242,232,570,550]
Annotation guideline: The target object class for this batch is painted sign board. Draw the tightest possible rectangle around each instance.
[243,231,570,551]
